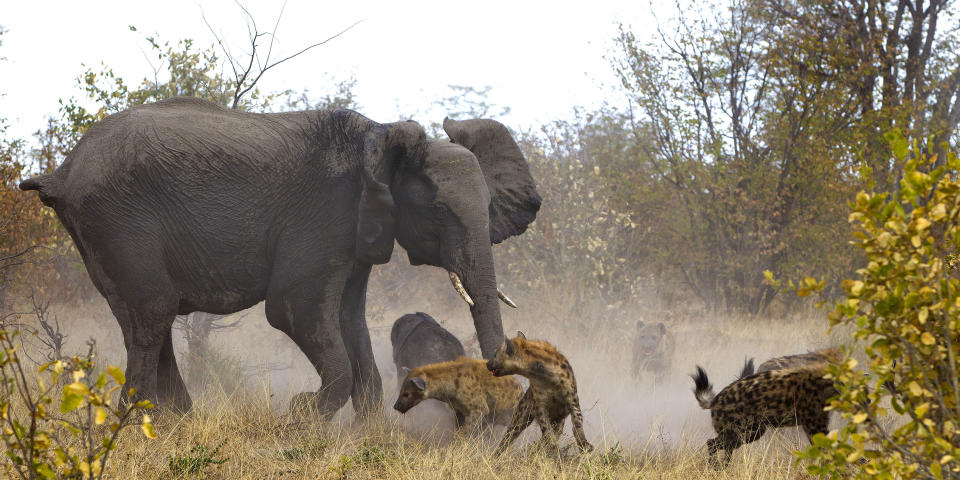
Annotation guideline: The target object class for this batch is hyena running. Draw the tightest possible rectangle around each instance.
[393,357,523,430]
[486,332,593,455]
[692,362,837,467]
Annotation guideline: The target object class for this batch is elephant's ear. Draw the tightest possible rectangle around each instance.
[356,134,396,264]
[356,121,427,264]
[443,118,541,244]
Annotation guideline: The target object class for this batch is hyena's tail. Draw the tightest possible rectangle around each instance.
[691,366,715,409]
[738,358,755,380]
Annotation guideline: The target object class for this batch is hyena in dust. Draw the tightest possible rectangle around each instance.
[631,320,675,384]
[393,357,522,431]
[486,332,593,456]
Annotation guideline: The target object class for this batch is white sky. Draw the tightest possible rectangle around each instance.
[0,0,660,141]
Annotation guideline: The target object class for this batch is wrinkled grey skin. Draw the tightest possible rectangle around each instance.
[19,97,540,416]
[391,312,465,384]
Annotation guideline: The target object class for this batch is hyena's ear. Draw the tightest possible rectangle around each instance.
[411,377,426,391]
[516,331,526,339]
[656,323,666,334]
[505,338,515,356]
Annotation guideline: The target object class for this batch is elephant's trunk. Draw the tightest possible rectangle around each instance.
[456,239,505,359]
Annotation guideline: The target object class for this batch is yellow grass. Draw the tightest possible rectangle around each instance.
[6,275,852,479]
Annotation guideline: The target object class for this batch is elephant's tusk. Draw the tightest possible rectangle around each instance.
[448,272,474,307]
[497,288,518,308]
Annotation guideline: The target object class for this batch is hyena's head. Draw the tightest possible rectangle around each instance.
[393,374,427,413]
[635,321,668,357]
[487,331,554,379]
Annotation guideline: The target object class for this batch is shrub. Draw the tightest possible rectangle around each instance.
[797,132,960,479]
[0,329,155,480]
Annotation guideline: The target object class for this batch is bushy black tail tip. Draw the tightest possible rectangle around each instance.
[691,365,711,392]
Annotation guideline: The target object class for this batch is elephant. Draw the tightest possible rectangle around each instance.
[391,312,465,385]
[19,97,541,416]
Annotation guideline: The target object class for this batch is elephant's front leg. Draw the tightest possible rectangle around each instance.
[267,265,355,418]
[338,263,383,416]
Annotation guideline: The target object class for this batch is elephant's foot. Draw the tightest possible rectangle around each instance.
[288,389,349,418]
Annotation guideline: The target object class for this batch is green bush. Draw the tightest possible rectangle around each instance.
[0,329,155,480]
[797,132,960,479]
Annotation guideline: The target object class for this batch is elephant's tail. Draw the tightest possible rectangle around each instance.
[19,173,60,207]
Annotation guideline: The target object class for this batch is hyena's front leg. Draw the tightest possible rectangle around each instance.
[568,393,593,452]
[494,395,535,456]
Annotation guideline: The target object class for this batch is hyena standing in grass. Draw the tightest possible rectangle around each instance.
[631,320,675,384]
[691,363,838,467]
[486,332,593,456]
[393,357,523,431]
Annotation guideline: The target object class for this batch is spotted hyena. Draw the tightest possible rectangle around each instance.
[486,332,593,455]
[691,363,837,467]
[393,357,523,431]
[631,320,675,383]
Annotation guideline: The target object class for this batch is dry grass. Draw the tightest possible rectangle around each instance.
[101,390,816,480]
[6,273,851,479]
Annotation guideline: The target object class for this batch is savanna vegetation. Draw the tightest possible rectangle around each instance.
[2,0,959,478]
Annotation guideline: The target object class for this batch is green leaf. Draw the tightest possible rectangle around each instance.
[884,128,909,160]
[61,386,85,413]
[35,463,56,479]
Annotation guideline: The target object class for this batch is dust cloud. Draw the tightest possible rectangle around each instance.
[33,264,844,457]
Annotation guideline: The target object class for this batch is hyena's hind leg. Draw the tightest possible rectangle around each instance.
[707,433,742,469]
[801,412,830,443]
[568,393,593,452]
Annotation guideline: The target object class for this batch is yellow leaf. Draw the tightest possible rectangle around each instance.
[911,235,922,247]
[919,308,929,324]
[94,407,106,425]
[915,403,930,417]
[850,281,864,296]
[141,415,157,439]
[915,217,931,231]
[107,365,125,385]
[852,413,868,423]
[908,381,924,397]
[932,203,947,220]
[921,332,936,345]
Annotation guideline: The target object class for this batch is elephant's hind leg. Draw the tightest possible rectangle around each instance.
[157,328,191,412]
[107,293,179,411]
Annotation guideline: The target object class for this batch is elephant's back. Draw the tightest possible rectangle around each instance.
[54,98,319,206]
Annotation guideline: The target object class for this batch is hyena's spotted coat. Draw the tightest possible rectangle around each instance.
[692,363,837,467]
[753,347,842,374]
[486,332,593,455]
[393,357,523,430]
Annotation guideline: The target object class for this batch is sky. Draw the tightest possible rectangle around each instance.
[0,0,661,142]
